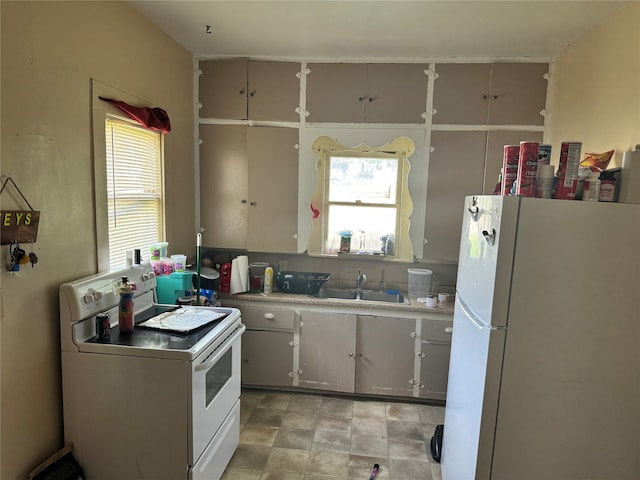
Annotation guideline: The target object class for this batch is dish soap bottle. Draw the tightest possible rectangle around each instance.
[264,266,273,294]
[118,276,135,333]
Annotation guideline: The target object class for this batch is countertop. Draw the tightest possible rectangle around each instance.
[221,290,454,316]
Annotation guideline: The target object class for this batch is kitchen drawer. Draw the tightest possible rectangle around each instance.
[421,318,453,344]
[239,305,295,331]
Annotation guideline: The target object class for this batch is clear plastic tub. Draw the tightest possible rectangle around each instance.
[408,268,432,298]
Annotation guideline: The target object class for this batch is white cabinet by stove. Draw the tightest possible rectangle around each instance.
[238,305,294,387]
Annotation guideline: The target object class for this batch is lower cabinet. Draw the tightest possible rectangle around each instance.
[298,311,356,393]
[298,311,430,398]
[242,330,293,387]
[418,318,454,401]
[355,315,415,397]
[227,299,452,400]
[234,304,295,387]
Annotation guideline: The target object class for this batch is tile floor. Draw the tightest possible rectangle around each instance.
[222,389,444,480]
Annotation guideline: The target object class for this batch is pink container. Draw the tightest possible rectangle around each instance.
[501,145,520,195]
[161,257,175,275]
[516,141,540,197]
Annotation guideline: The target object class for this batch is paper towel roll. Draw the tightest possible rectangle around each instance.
[230,255,249,294]
[619,145,640,204]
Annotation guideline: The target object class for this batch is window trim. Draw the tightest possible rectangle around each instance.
[91,79,166,272]
[309,135,415,261]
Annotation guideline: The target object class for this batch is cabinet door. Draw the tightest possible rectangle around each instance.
[365,63,428,123]
[248,61,300,122]
[298,311,357,393]
[199,59,248,119]
[242,330,293,387]
[355,315,415,397]
[487,63,548,126]
[419,318,453,401]
[432,63,491,125]
[306,63,367,123]
[484,131,544,195]
[199,125,248,248]
[246,127,299,253]
[423,131,487,262]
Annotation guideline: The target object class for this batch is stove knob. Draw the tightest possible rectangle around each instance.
[83,292,95,303]
[94,291,103,300]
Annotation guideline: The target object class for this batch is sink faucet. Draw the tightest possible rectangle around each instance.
[356,268,367,294]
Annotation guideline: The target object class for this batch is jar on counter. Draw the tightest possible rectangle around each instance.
[598,171,617,202]
[582,172,601,202]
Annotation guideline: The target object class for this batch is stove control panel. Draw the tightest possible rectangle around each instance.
[60,264,157,323]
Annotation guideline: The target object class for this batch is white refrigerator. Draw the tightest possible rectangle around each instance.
[441,195,640,480]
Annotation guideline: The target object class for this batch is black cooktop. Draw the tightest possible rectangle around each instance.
[89,305,229,351]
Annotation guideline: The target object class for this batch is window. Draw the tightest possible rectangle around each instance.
[104,117,164,270]
[309,136,415,261]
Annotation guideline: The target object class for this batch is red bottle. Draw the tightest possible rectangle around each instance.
[219,263,232,293]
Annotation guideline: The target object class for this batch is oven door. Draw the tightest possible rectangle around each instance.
[190,323,245,465]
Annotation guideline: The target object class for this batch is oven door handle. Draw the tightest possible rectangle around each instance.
[194,325,245,372]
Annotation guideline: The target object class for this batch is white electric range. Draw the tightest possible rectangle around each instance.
[59,264,245,480]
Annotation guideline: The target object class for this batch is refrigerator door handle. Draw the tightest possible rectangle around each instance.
[457,294,505,331]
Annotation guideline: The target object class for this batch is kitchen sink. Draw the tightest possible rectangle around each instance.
[317,288,407,304]
[317,288,358,300]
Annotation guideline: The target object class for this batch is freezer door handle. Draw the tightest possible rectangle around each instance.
[468,196,479,221]
[457,295,504,331]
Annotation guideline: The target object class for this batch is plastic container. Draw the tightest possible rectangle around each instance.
[582,172,601,202]
[249,262,269,292]
[536,164,554,199]
[408,268,432,298]
[149,242,169,260]
[150,259,162,276]
[598,171,616,202]
[156,272,194,304]
[160,257,175,275]
[171,254,187,272]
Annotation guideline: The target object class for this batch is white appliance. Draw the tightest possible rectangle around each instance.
[59,264,245,480]
[442,195,640,480]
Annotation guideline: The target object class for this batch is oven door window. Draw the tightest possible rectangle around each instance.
[206,348,232,406]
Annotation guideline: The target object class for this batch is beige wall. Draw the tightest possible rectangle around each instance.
[0,1,194,478]
[547,2,640,167]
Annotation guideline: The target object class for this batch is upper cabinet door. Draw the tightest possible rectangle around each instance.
[248,61,301,122]
[199,124,248,248]
[199,59,248,119]
[246,127,299,253]
[365,63,428,123]
[432,63,548,126]
[487,63,548,126]
[432,63,492,125]
[306,63,367,123]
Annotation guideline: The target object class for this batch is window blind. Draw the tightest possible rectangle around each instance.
[105,117,163,270]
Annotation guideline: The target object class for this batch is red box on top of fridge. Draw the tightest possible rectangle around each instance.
[516,142,539,197]
[554,142,582,200]
[501,145,520,195]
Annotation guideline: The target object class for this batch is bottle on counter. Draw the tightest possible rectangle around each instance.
[118,276,135,333]
[582,171,601,202]
[264,266,273,294]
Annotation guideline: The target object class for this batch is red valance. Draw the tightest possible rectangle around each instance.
[99,97,171,133]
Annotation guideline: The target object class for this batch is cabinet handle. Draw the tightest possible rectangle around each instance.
[445,326,453,334]
[483,94,488,100]
[264,313,275,320]
[240,199,247,204]
[250,201,256,206]
[349,352,355,358]
[417,352,426,358]
[249,90,256,97]
[239,88,246,95]
[358,96,368,102]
